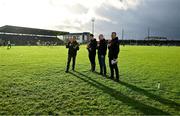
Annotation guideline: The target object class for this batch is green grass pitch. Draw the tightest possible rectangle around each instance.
[0,46,180,115]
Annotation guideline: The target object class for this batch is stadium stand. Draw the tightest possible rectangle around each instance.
[0,25,69,46]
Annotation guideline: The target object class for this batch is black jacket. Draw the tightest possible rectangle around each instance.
[66,41,79,56]
[108,37,120,59]
[97,39,107,56]
[87,39,97,54]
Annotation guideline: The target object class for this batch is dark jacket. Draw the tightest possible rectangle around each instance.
[108,37,120,59]
[66,41,79,56]
[97,39,107,56]
[87,39,97,54]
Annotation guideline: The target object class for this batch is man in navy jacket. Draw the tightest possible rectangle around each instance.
[87,34,97,72]
[97,34,107,76]
[108,32,120,82]
[65,36,79,73]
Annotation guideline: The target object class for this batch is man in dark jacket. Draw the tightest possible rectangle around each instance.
[97,34,107,76]
[65,36,79,73]
[87,34,97,72]
[108,32,120,82]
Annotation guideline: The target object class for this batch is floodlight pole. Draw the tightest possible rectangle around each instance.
[91,18,95,35]
[148,27,150,40]
[122,28,124,40]
[122,28,125,46]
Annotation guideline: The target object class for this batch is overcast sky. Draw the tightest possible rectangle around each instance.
[0,0,180,39]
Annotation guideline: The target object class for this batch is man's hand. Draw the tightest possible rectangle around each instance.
[108,40,112,47]
[87,44,91,51]
[74,45,78,49]
[111,59,118,65]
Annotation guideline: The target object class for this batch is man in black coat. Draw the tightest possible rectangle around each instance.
[97,34,107,76]
[108,32,120,82]
[65,36,79,73]
[87,34,97,72]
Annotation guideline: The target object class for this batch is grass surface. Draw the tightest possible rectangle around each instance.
[0,46,180,115]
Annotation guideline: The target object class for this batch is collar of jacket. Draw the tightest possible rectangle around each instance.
[112,37,119,41]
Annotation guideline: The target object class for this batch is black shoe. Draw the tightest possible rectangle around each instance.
[115,79,120,82]
[109,76,114,80]
[65,70,69,73]
[90,68,93,72]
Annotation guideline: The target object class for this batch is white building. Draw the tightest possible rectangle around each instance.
[62,32,91,44]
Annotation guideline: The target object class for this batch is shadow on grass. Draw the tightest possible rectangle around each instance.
[118,81,180,111]
[69,71,169,115]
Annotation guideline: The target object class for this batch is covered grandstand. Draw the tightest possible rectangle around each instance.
[0,25,69,46]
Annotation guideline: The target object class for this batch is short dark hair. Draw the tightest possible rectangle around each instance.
[72,36,76,39]
[112,32,117,35]
[90,34,94,37]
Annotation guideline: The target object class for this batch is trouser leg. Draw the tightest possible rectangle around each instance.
[102,56,106,75]
[89,53,96,71]
[72,56,76,70]
[114,64,119,81]
[109,58,114,78]
[89,54,93,70]
[98,55,103,74]
[92,54,96,71]
[66,55,71,71]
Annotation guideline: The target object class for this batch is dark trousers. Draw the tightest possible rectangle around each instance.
[98,55,106,75]
[109,58,119,80]
[7,44,11,49]
[89,53,96,71]
[66,55,76,71]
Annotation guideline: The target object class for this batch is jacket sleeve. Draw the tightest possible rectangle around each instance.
[102,41,107,56]
[73,42,79,50]
[87,42,90,50]
[108,41,112,49]
[90,40,97,51]
[66,42,70,48]
[113,42,119,59]
[76,43,80,51]
[94,41,98,50]
[103,41,107,56]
